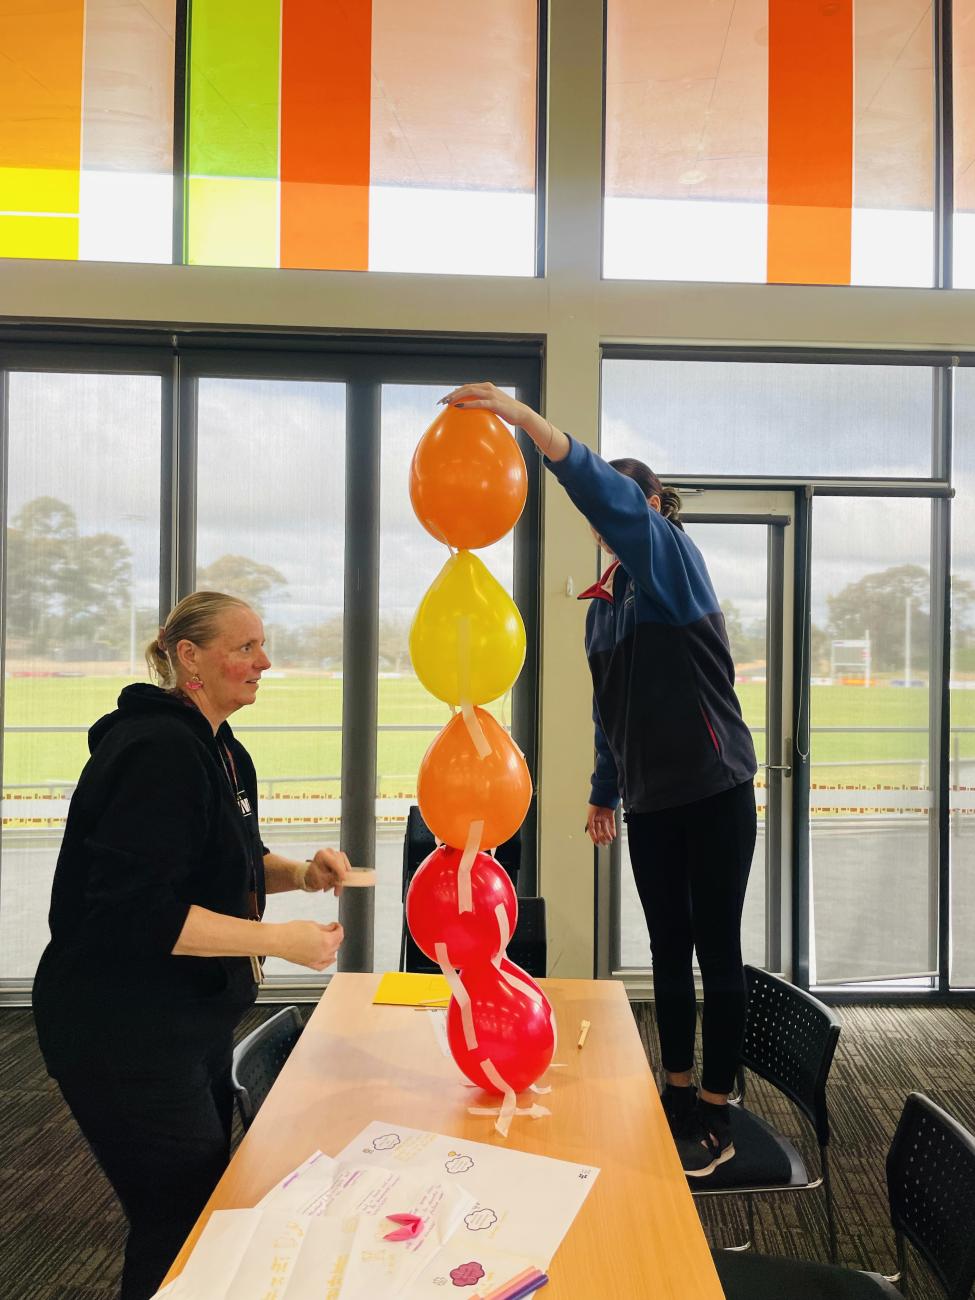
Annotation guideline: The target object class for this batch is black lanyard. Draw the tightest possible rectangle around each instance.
[218,738,265,982]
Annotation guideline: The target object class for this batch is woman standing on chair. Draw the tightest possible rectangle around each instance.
[439,383,758,1179]
[33,591,350,1299]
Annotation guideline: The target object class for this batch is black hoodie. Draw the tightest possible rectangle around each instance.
[33,684,267,1074]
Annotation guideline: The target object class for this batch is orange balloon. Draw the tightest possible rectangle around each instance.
[417,707,532,851]
[409,405,528,549]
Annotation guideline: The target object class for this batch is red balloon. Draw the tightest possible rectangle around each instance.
[446,959,555,1095]
[405,846,517,967]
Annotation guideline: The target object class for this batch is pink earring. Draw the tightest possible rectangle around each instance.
[186,673,203,691]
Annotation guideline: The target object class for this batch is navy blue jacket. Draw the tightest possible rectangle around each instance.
[547,437,757,813]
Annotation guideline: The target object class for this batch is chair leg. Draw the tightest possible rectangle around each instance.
[746,1194,756,1252]
[896,1233,909,1297]
[821,1145,839,1264]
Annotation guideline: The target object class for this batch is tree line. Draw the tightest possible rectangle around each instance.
[6,496,974,674]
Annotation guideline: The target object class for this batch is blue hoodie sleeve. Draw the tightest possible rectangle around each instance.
[590,698,621,810]
[547,436,719,626]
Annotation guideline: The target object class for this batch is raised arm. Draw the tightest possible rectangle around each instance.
[439,381,571,462]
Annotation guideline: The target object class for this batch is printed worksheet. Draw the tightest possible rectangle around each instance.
[333,1120,600,1268]
[152,1186,472,1300]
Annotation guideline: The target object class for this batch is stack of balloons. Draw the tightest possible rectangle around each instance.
[405,403,557,1137]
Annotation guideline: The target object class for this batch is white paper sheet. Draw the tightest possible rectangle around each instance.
[334,1120,599,1269]
[158,1121,598,1299]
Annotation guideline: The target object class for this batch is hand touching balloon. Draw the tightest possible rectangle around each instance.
[439,383,571,463]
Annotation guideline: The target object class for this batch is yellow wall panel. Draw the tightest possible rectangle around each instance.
[0,214,78,259]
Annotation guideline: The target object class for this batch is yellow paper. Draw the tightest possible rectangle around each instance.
[372,971,450,1007]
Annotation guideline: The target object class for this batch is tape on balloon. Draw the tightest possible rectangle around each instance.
[435,943,477,1050]
[461,700,492,759]
[457,820,483,914]
[493,901,511,964]
[498,956,544,1007]
[457,614,473,711]
[480,1057,518,1138]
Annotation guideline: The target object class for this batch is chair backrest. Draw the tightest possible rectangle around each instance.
[402,805,521,898]
[401,805,525,972]
[231,1005,303,1130]
[741,965,841,1147]
[886,1092,975,1300]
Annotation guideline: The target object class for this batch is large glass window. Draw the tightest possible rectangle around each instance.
[604,0,934,286]
[376,384,518,972]
[0,2,175,263]
[602,358,935,479]
[1,371,162,982]
[186,0,538,274]
[194,376,346,980]
[808,497,935,986]
[951,370,975,987]
[614,519,771,969]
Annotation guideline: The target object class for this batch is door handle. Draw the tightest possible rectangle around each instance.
[765,738,792,778]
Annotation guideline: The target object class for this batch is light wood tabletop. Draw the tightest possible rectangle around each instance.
[163,973,724,1298]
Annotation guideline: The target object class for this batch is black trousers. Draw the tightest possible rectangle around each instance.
[626,779,756,1096]
[55,1032,235,1300]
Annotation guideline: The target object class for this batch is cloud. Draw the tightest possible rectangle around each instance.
[372,1133,401,1151]
[444,1155,474,1174]
[464,1208,498,1231]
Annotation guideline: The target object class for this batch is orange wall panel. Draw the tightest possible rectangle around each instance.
[767,0,853,284]
[280,0,373,271]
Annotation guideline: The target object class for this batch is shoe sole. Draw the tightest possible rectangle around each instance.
[683,1142,736,1179]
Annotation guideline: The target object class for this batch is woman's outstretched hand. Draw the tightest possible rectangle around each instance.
[439,382,571,462]
[586,804,617,846]
[438,381,525,426]
[273,920,344,971]
[302,847,352,896]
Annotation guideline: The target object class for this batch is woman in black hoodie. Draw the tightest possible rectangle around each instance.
[33,591,348,1300]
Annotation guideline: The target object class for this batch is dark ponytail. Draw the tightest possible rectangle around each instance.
[609,458,684,531]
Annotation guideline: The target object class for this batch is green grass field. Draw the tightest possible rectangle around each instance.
[3,674,974,796]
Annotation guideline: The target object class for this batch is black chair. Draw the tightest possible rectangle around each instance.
[692,964,842,1261]
[399,805,546,976]
[714,1092,975,1299]
[231,1005,304,1131]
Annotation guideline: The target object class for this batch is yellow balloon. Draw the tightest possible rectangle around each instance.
[410,551,526,706]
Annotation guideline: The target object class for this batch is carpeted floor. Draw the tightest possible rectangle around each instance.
[1,1000,973,1299]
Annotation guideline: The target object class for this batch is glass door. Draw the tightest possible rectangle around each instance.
[808,495,938,988]
[605,489,794,979]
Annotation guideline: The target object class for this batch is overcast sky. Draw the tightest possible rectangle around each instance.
[6,365,974,635]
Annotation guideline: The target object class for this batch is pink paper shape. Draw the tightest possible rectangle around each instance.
[450,1261,486,1286]
[383,1212,425,1241]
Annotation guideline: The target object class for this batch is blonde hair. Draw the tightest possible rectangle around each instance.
[145,591,251,688]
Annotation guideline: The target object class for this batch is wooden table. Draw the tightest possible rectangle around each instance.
[164,973,724,1298]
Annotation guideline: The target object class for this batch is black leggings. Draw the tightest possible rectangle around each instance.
[55,1034,235,1300]
[626,779,756,1096]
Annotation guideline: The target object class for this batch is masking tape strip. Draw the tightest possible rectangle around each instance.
[436,944,477,1050]
[498,962,544,1006]
[493,901,511,966]
[461,700,493,759]
[529,1082,552,1095]
[480,1057,519,1138]
[468,1103,551,1121]
[458,615,472,712]
[457,820,482,914]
